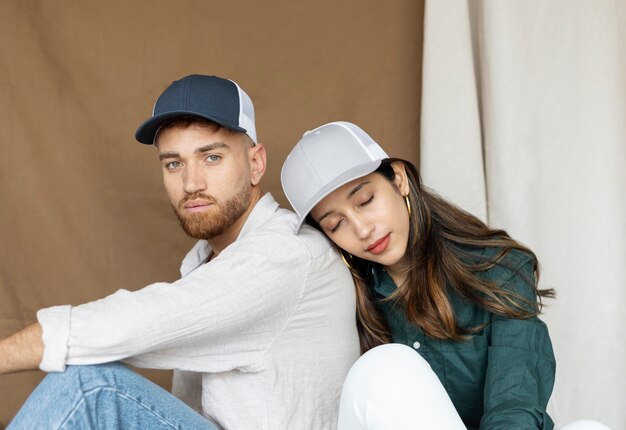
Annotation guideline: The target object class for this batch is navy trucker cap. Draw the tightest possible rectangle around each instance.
[135,74,257,145]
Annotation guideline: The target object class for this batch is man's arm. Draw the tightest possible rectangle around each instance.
[12,230,310,373]
[0,323,44,374]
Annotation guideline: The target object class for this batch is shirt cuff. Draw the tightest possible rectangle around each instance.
[37,305,72,372]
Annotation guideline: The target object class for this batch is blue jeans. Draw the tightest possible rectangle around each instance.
[8,363,217,430]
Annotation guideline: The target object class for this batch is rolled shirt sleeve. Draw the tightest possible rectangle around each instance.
[480,258,556,430]
[37,305,72,372]
[36,229,310,374]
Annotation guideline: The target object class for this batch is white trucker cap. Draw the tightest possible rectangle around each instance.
[281,121,388,233]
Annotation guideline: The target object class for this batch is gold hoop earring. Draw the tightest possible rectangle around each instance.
[404,194,412,217]
[340,251,354,270]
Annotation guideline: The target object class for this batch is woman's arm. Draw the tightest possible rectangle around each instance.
[480,258,556,430]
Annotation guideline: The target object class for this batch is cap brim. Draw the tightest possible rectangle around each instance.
[294,160,382,233]
[135,111,247,145]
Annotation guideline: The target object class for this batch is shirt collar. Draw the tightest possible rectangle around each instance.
[371,265,398,298]
[235,192,279,240]
[180,193,279,276]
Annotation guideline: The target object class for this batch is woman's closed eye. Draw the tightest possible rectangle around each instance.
[359,195,374,207]
[327,196,373,233]
[329,219,344,233]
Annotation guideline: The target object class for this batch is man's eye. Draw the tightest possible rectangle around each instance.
[165,161,182,170]
[206,154,221,163]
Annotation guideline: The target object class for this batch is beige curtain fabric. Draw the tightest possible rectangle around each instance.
[0,1,424,425]
[421,0,625,428]
[419,0,487,222]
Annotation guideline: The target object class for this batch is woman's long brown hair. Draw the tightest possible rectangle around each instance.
[311,158,555,353]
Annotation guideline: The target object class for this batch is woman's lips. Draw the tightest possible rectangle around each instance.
[366,234,391,255]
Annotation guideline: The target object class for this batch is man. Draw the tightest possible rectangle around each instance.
[0,74,360,429]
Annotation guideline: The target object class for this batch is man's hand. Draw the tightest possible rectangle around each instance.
[0,323,44,374]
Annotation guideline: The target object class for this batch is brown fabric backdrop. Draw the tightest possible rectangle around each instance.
[0,0,423,425]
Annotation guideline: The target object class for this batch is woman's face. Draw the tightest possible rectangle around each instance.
[310,162,411,273]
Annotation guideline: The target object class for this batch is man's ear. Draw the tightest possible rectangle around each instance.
[390,161,410,196]
[248,143,267,186]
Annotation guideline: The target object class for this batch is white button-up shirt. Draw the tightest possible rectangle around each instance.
[37,193,360,429]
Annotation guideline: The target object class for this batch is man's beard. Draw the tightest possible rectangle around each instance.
[172,184,251,240]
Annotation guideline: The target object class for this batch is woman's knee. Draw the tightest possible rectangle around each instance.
[560,420,612,430]
[343,344,433,393]
[338,344,465,430]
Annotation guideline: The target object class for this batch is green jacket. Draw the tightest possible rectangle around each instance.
[371,247,555,429]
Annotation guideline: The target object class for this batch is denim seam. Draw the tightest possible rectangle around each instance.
[58,386,181,430]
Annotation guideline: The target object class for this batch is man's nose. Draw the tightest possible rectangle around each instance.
[182,165,207,194]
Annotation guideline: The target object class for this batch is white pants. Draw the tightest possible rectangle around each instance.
[337,343,465,430]
[337,344,611,430]
[560,422,612,430]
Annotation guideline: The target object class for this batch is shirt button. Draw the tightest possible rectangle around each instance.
[412,341,421,349]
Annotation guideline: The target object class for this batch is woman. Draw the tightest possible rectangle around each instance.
[281,121,558,429]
